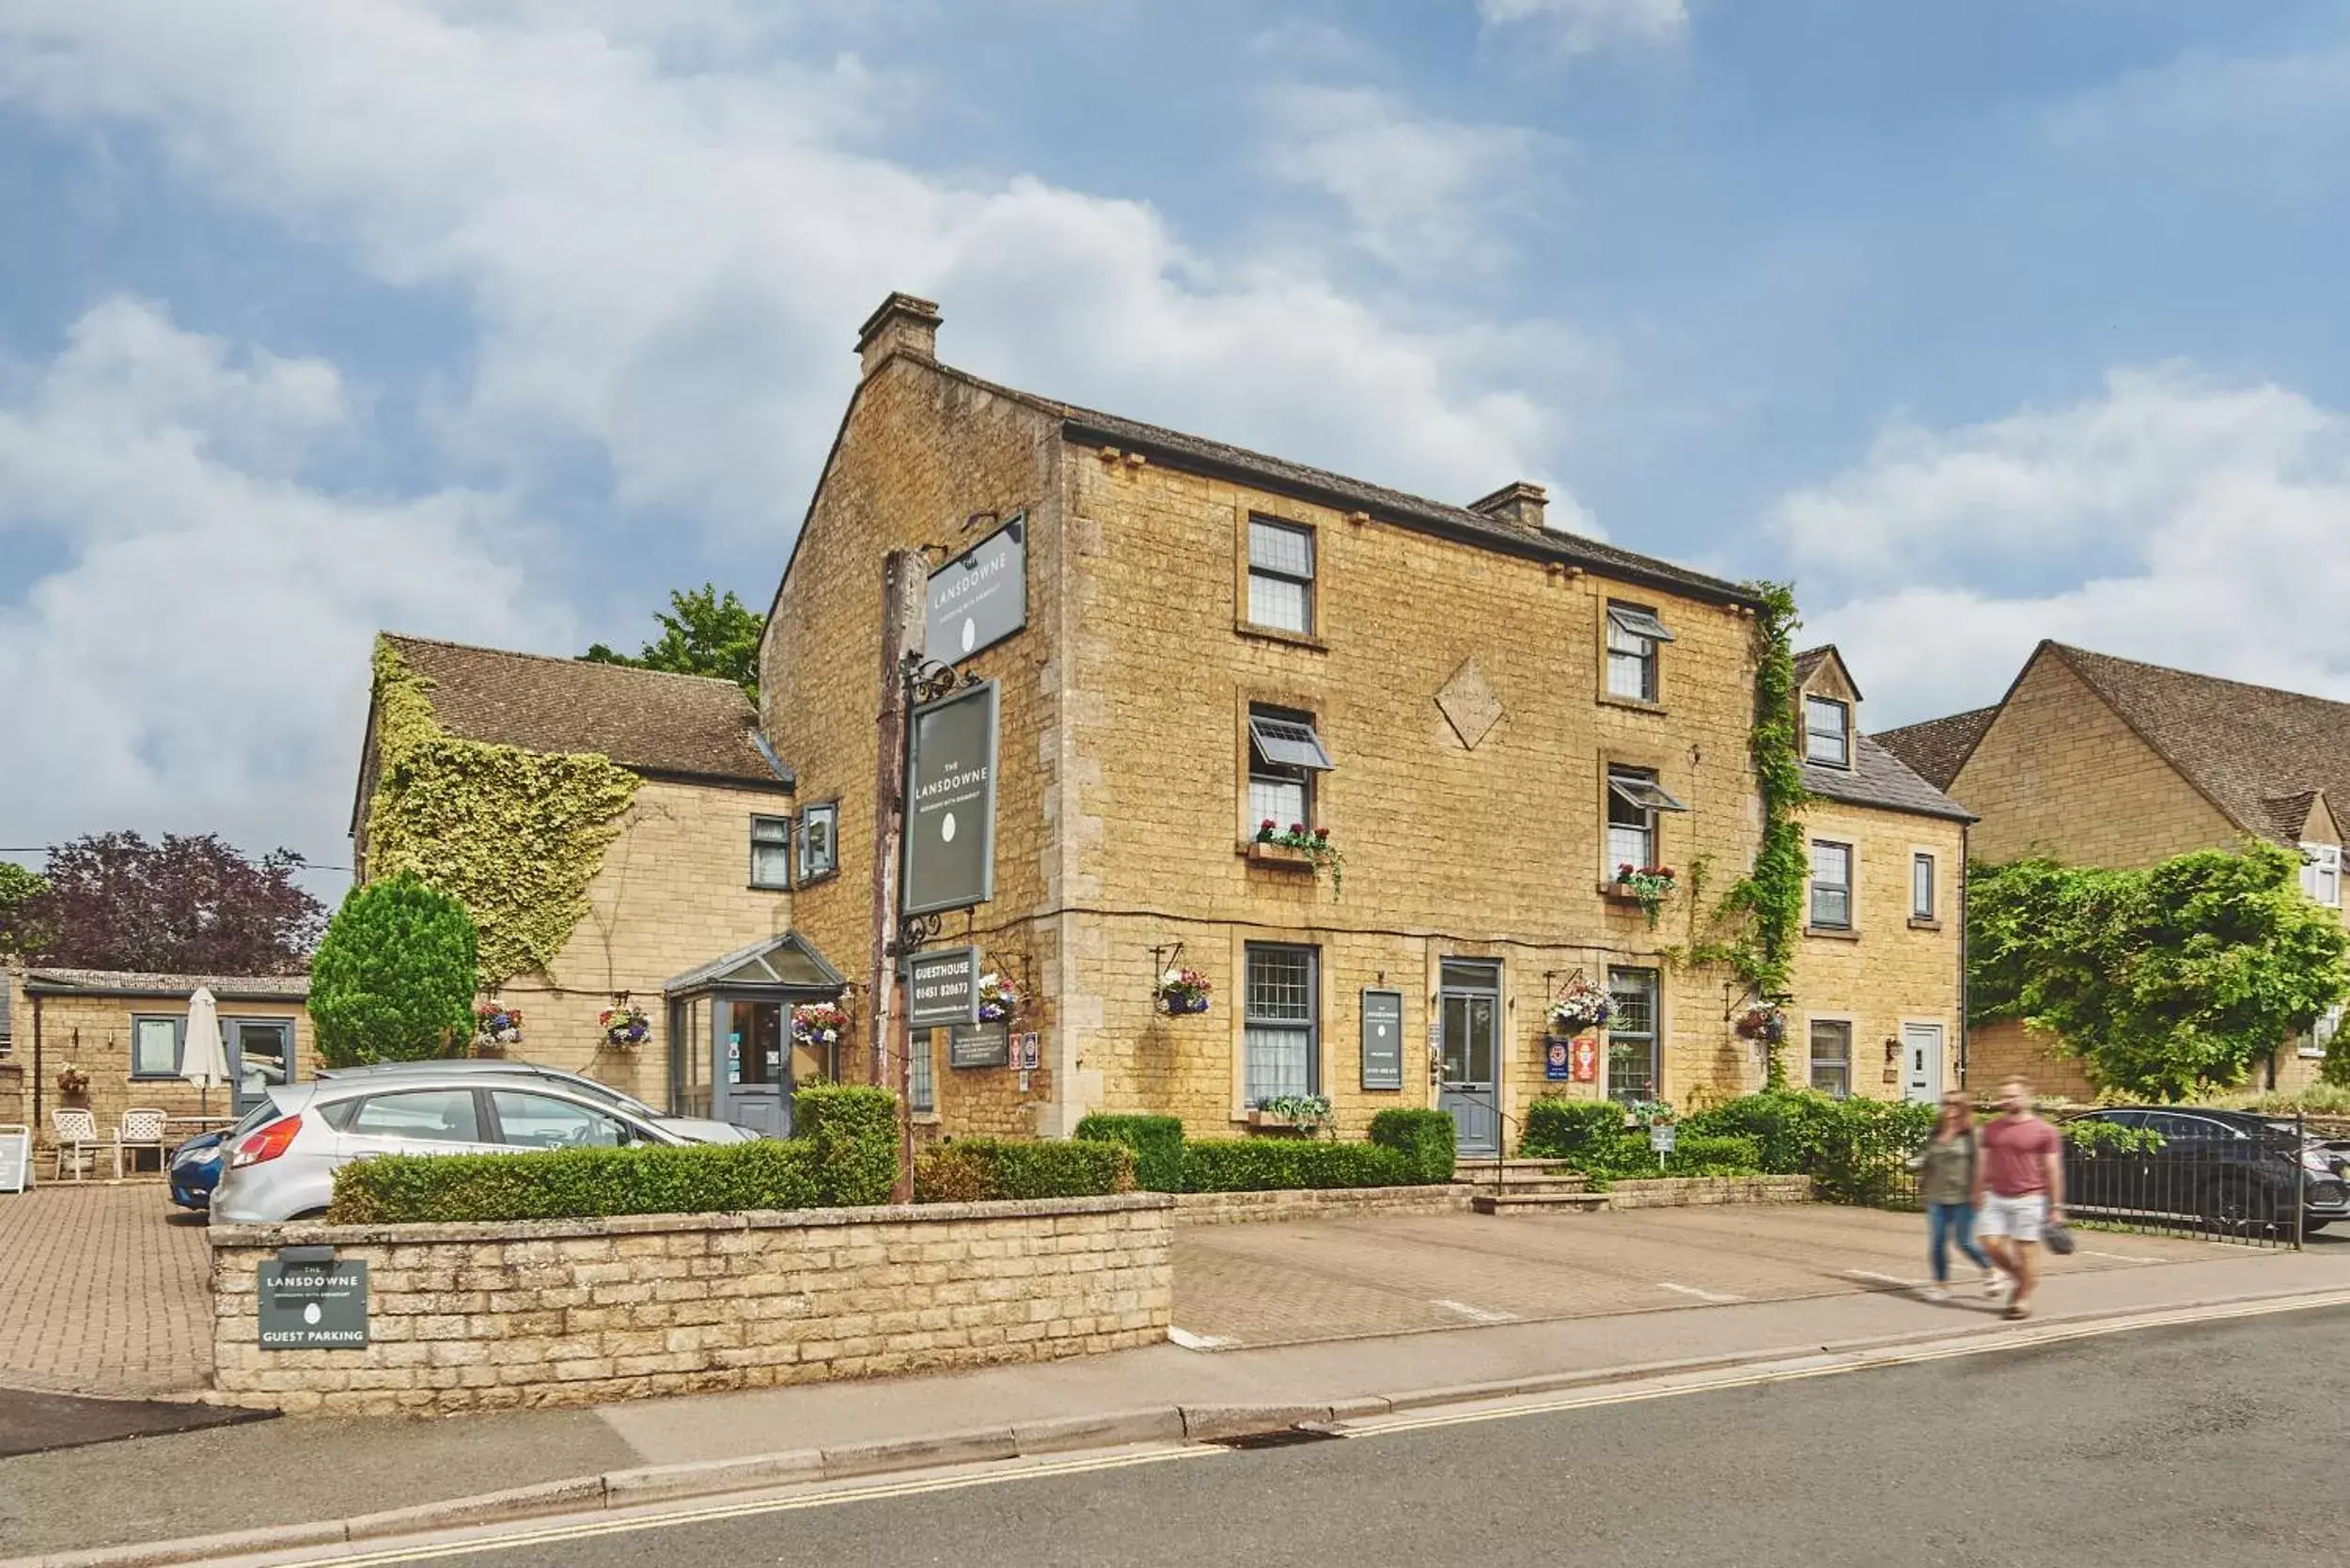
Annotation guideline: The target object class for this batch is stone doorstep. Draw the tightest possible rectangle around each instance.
[32,1284,2350,1568]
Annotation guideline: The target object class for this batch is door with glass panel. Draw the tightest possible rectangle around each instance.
[223,1018,295,1114]
[713,999,789,1136]
[1437,960,1502,1155]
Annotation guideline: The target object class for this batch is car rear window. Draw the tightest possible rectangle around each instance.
[343,1090,484,1144]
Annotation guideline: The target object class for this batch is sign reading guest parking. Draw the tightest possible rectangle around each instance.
[907,945,981,1030]
[258,1254,369,1348]
[903,681,998,917]
[926,514,1026,664]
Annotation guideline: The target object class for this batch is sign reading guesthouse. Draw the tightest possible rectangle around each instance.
[258,1254,369,1348]
[906,945,981,1030]
[903,681,999,918]
[925,514,1026,663]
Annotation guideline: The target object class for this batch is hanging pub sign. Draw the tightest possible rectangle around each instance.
[1360,990,1404,1091]
[903,680,998,917]
[926,513,1026,664]
[906,945,981,1030]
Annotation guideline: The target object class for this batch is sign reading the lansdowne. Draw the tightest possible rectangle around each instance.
[926,514,1026,664]
[903,680,998,917]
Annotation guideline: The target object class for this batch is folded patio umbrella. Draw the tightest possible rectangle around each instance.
[181,986,232,1121]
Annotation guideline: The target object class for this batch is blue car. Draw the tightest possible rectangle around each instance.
[167,1103,274,1213]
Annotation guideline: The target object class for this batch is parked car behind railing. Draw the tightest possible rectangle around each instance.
[2061,1107,2350,1235]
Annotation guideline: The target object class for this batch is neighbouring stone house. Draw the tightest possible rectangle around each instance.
[1878,639,2350,1097]
[758,292,1971,1153]
[1785,648,1973,1105]
[349,636,839,1134]
[1,966,311,1157]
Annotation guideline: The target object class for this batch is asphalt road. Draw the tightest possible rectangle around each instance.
[336,1308,2350,1568]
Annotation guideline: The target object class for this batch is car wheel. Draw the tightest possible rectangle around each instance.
[2301,1219,2328,1234]
[2203,1176,2259,1234]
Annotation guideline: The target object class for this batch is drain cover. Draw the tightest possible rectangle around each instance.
[1204,1425,1346,1450]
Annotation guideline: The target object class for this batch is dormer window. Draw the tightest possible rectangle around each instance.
[1804,695,1852,768]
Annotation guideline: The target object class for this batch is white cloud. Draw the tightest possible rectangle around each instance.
[1477,0,1688,55]
[1261,85,1550,274]
[1773,368,2350,725]
[0,298,561,880]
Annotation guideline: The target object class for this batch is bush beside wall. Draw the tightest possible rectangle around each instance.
[914,1138,1137,1203]
[1180,1139,1415,1193]
[1369,1108,1459,1184]
[1679,1090,1935,1204]
[795,1084,899,1206]
[1073,1114,1187,1193]
[1519,1098,1653,1178]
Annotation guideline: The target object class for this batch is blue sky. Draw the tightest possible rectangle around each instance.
[3,0,2347,895]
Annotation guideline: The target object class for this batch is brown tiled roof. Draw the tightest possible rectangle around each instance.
[2046,643,2350,845]
[923,362,1760,610]
[24,968,309,1001]
[380,635,790,791]
[1874,707,1998,792]
[1804,736,1975,823]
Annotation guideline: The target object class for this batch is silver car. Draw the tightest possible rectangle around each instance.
[212,1072,689,1224]
[315,1058,761,1146]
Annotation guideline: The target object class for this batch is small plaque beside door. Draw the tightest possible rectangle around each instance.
[1360,990,1404,1090]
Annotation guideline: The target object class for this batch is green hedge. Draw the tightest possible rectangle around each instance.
[914,1138,1136,1203]
[327,1082,898,1224]
[1679,1090,1935,1204]
[1369,1108,1458,1184]
[1662,1133,1763,1178]
[1073,1114,1186,1192]
[1519,1097,1653,1178]
[1180,1139,1415,1193]
[330,1138,822,1224]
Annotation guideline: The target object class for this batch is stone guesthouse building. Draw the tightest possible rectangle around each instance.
[1879,639,2350,1097]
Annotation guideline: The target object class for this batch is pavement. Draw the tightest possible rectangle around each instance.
[4,1215,2346,1561]
[306,1305,2350,1568]
[0,1186,212,1399]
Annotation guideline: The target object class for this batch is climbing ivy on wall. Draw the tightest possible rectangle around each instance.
[364,640,642,986]
[1665,583,1810,1087]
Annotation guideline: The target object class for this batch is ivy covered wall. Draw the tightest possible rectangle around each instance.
[363,639,642,986]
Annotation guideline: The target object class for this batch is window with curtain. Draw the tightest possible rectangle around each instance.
[1809,1021,1852,1099]
[1246,707,1333,833]
[1244,944,1319,1105]
[749,815,791,888]
[1604,604,1673,702]
[131,1015,183,1078]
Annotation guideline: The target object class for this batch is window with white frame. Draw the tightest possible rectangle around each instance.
[1804,696,1851,768]
[1606,766,1686,874]
[1606,968,1660,1105]
[750,815,791,889]
[1810,839,1854,929]
[1912,853,1937,921]
[1809,1020,1853,1098]
[1605,604,1674,702]
[2300,1003,2345,1059]
[2300,842,2341,908]
[131,1014,183,1078]
[1244,944,1319,1105]
[795,801,838,883]
[1246,518,1315,635]
[1247,706,1334,835]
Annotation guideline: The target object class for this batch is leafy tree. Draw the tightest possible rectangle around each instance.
[0,862,50,961]
[24,832,323,974]
[582,584,763,699]
[1970,843,2350,1100]
[309,875,480,1066]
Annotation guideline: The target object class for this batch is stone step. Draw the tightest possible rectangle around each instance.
[1471,1191,1609,1215]
[1453,1158,1585,1179]
[1457,1177,1592,1197]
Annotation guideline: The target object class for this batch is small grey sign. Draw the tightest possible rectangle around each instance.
[926,515,1026,663]
[948,1021,1011,1070]
[906,945,980,1030]
[1360,990,1404,1091]
[258,1258,369,1348]
[903,681,998,917]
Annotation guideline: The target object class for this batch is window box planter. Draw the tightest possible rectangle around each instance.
[1247,1095,1332,1136]
[1246,823,1345,897]
[1244,839,1316,869]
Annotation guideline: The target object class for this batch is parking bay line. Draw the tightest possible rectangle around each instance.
[1656,1282,1745,1304]
[1167,1326,1241,1351]
[1432,1299,1520,1325]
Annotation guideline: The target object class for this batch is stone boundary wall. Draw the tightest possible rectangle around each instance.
[208,1195,1172,1416]
[1172,1184,1474,1226]
[1602,1176,1812,1210]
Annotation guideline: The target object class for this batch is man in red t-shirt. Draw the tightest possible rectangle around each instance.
[1972,1076,2065,1320]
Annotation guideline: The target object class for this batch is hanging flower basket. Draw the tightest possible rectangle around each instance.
[792,1001,850,1050]
[1546,977,1613,1036]
[976,971,1021,1025]
[1155,966,1213,1015]
[1735,1006,1787,1044]
[1612,864,1678,928]
[55,1064,90,1098]
[473,1003,524,1051]
[599,1002,651,1049]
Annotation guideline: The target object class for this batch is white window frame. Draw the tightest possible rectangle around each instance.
[1810,839,1854,930]
[1605,967,1661,1106]
[1245,518,1316,635]
[1804,695,1852,768]
[1605,604,1672,703]
[2300,1003,2344,1059]
[1809,1017,1853,1100]
[795,801,839,884]
[2300,842,2341,908]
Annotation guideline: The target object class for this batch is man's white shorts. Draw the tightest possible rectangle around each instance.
[1978,1193,2048,1244]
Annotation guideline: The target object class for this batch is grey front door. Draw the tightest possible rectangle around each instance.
[713,999,790,1137]
[1436,960,1502,1155]
[223,1018,294,1114]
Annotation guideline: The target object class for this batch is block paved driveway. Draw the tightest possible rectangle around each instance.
[0,1185,212,1398]
[1172,1204,2237,1347]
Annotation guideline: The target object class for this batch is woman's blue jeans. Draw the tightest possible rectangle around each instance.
[1928,1201,1989,1282]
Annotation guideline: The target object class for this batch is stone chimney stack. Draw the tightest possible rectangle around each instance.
[1467,481,1548,535]
[856,292,943,379]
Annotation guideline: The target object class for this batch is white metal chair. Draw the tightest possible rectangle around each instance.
[51,1107,100,1182]
[115,1107,169,1179]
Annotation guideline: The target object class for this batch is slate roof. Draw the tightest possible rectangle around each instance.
[1873,707,1998,792]
[2043,642,2350,846]
[379,635,790,791]
[925,363,1760,610]
[22,968,310,1001]
[1804,736,1976,823]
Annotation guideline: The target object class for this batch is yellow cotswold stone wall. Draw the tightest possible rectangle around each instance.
[493,777,795,1107]
[1788,798,1966,1102]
